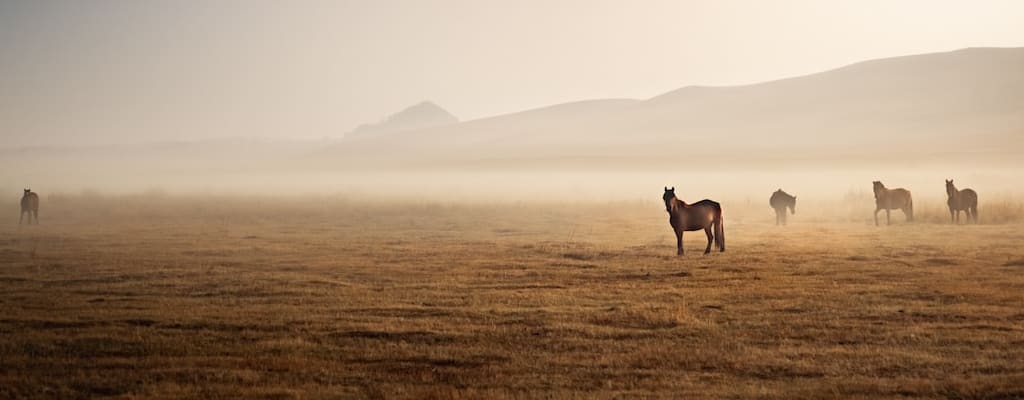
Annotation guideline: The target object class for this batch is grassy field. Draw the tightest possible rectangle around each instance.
[2,196,1024,399]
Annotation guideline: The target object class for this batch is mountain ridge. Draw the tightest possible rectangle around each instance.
[319,47,1024,168]
[346,101,459,139]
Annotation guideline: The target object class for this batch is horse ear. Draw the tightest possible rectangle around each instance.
[670,187,674,191]
[664,186,668,191]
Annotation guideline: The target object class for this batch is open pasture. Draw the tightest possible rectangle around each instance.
[1,196,1024,399]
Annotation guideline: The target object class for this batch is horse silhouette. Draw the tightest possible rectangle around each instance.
[20,189,39,225]
[769,189,796,226]
[946,179,978,224]
[663,187,724,255]
[873,181,912,226]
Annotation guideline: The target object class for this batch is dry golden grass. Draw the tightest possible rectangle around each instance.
[2,196,1024,399]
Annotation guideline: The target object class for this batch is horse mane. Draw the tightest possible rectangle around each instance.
[665,195,686,213]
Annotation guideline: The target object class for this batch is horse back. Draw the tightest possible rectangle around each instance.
[671,199,721,231]
[879,188,912,209]
[692,199,721,210]
[21,193,39,210]
[769,192,792,209]
[962,188,978,204]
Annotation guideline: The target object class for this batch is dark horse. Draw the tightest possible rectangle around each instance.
[769,189,796,226]
[663,187,724,255]
[873,181,912,226]
[945,179,978,224]
[20,189,39,225]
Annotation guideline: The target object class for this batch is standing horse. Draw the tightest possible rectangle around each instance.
[769,189,796,226]
[663,187,725,255]
[945,179,978,224]
[20,189,39,225]
[873,181,912,226]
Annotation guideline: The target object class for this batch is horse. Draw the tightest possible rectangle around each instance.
[663,187,724,255]
[872,181,912,226]
[769,189,796,226]
[20,189,39,225]
[945,179,978,224]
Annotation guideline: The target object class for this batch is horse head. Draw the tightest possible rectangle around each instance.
[663,187,676,211]
[23,189,30,195]
[945,179,955,197]
[872,181,885,198]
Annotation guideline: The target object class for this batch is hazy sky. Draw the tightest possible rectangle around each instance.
[2,0,1024,146]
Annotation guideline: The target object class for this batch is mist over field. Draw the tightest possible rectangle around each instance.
[3,47,1024,206]
[3,2,1024,398]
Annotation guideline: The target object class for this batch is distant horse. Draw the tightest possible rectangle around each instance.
[20,189,39,225]
[663,187,724,255]
[945,179,978,224]
[873,181,912,226]
[769,189,796,226]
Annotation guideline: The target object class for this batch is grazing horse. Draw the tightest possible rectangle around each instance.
[873,181,912,226]
[769,189,796,226]
[945,179,978,224]
[663,187,725,255]
[20,189,39,225]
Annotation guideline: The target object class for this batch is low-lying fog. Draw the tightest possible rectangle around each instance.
[3,159,1022,224]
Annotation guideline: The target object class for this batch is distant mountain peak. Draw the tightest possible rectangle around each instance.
[347,101,458,138]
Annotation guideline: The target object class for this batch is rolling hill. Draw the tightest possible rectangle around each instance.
[318,47,1024,169]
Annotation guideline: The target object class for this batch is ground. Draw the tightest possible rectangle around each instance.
[1,197,1023,399]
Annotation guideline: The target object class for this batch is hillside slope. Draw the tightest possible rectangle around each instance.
[320,47,1024,168]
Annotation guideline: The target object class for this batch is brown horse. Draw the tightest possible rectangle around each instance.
[873,181,912,226]
[20,189,39,225]
[769,189,796,226]
[946,179,978,224]
[663,187,724,255]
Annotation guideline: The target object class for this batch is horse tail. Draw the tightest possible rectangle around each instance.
[907,196,914,222]
[714,205,725,252]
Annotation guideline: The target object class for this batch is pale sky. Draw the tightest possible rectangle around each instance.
[2,0,1023,146]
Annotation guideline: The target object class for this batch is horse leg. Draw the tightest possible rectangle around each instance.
[715,218,725,252]
[703,227,713,254]
[886,209,891,226]
[675,230,683,256]
[782,210,787,226]
[775,210,780,226]
[33,210,38,225]
[19,211,23,225]
[874,208,880,226]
